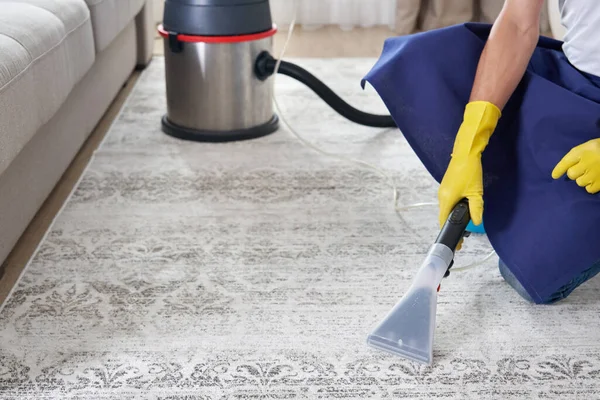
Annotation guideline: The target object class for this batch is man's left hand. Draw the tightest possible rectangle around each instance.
[552,138,600,194]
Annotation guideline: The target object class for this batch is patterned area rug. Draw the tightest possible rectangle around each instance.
[1,58,600,399]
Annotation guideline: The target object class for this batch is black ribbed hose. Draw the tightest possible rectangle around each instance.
[255,52,396,128]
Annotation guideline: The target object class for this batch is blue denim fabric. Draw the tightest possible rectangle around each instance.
[498,259,535,302]
[499,258,600,304]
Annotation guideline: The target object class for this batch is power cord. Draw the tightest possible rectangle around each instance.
[271,1,496,272]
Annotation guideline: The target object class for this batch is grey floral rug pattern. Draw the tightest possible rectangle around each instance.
[2,58,600,399]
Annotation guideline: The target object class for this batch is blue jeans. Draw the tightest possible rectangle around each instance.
[499,259,600,304]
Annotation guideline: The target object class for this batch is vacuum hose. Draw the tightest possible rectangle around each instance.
[255,52,396,128]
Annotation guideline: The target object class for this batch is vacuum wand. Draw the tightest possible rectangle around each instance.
[367,199,471,365]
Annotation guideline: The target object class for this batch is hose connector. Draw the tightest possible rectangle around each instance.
[255,51,276,81]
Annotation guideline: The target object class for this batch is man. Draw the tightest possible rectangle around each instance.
[364,0,600,303]
[438,0,600,226]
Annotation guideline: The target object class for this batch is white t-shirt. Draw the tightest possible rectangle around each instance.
[559,0,600,77]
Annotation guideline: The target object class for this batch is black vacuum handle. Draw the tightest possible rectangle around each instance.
[435,198,471,252]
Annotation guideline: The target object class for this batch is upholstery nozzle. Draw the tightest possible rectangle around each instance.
[367,199,471,364]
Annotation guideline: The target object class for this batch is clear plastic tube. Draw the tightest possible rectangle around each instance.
[272,1,495,272]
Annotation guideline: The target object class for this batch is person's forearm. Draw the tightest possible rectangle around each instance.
[469,9,541,110]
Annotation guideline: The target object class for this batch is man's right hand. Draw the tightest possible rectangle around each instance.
[438,101,501,228]
[438,153,485,228]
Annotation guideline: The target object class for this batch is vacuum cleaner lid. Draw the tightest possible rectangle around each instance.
[163,0,274,37]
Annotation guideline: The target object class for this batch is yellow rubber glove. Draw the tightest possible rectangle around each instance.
[552,138,600,194]
[438,101,502,228]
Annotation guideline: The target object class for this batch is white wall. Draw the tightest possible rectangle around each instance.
[270,0,397,29]
[154,0,397,28]
[153,1,558,35]
[154,0,164,24]
[547,0,566,40]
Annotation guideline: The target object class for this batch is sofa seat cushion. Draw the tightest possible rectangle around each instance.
[84,0,146,53]
[0,0,95,176]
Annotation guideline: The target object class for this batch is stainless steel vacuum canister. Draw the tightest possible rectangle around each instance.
[159,0,279,142]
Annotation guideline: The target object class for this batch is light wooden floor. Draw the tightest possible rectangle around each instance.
[0,27,390,304]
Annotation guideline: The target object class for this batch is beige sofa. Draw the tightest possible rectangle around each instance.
[0,0,155,266]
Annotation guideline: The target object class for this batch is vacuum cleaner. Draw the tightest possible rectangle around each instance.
[158,0,395,142]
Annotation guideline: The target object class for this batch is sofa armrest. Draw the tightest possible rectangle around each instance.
[136,0,155,68]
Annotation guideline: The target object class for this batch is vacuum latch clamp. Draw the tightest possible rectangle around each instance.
[168,31,183,53]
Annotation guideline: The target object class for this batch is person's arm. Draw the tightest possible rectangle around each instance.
[437,0,545,228]
[470,0,545,109]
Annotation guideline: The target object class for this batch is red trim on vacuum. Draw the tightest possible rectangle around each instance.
[157,24,277,43]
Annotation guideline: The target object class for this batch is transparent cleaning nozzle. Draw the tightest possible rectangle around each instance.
[367,243,454,364]
[367,199,471,365]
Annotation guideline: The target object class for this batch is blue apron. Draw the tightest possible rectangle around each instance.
[363,23,600,304]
